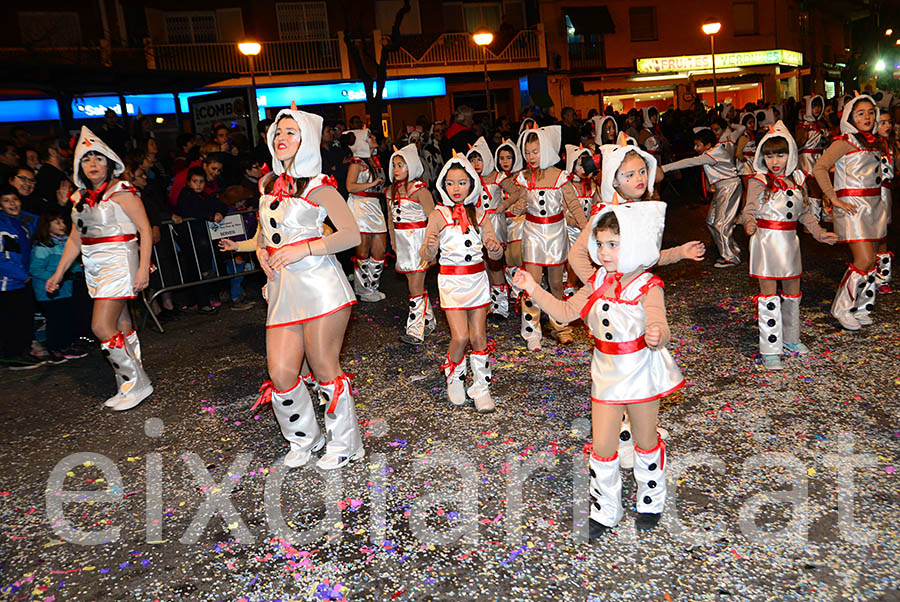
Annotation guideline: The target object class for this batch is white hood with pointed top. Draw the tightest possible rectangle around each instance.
[587,201,665,273]
[592,115,618,146]
[347,128,372,158]
[599,144,658,205]
[518,125,560,170]
[840,94,879,135]
[753,120,799,176]
[73,126,125,189]
[436,156,483,206]
[466,136,495,175]
[266,108,323,179]
[389,143,424,182]
[494,139,523,174]
[564,144,592,175]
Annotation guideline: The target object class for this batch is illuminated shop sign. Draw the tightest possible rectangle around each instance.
[636,49,803,74]
[256,77,447,108]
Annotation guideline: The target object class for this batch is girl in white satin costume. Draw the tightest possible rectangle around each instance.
[46,126,154,412]
[246,106,365,471]
[420,154,504,413]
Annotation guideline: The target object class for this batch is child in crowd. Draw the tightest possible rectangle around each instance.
[514,201,683,537]
[662,128,743,268]
[875,110,896,293]
[421,154,504,413]
[0,186,41,369]
[741,122,838,370]
[29,208,89,364]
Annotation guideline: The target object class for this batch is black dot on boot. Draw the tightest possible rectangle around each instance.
[112,363,120,369]
[635,512,661,531]
[525,326,533,332]
[282,399,294,406]
[289,414,300,422]
[648,462,657,471]
[295,431,306,437]
[767,319,776,327]
[589,518,612,540]
[648,480,657,488]
[643,495,653,504]
[866,304,874,311]
[589,468,596,478]
[866,290,874,297]
[766,302,775,310]
[768,335,777,343]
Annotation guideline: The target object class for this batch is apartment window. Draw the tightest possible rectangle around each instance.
[165,12,217,44]
[18,12,81,47]
[629,7,657,42]
[277,2,329,40]
[733,2,758,36]
[464,2,501,33]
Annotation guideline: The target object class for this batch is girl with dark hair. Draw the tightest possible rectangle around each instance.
[875,110,896,293]
[813,95,887,330]
[46,126,154,410]
[29,208,89,364]
[420,154,504,413]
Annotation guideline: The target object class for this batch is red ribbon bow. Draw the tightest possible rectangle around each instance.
[372,155,382,170]
[250,380,275,413]
[272,174,294,199]
[84,181,110,208]
[104,331,126,350]
[767,174,791,192]
[451,203,471,233]
[601,272,624,299]
[860,132,877,144]
[320,373,353,414]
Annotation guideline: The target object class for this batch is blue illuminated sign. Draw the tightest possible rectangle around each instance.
[0,77,446,123]
[0,99,60,123]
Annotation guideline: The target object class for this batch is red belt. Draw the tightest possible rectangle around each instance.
[593,336,647,355]
[526,212,564,224]
[266,236,321,256]
[440,263,485,276]
[354,192,381,198]
[81,234,136,245]
[394,220,427,230]
[757,219,797,230]
[836,188,881,197]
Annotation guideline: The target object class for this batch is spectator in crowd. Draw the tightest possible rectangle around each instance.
[98,108,129,160]
[238,155,262,208]
[168,141,220,211]
[320,121,344,179]
[20,147,40,172]
[28,208,89,364]
[140,137,168,189]
[176,166,231,313]
[560,107,581,149]
[348,115,364,130]
[0,139,19,184]
[251,119,273,169]
[172,133,198,175]
[35,138,70,206]
[0,186,41,369]
[10,127,30,152]
[212,125,242,186]
[52,178,74,229]
[442,105,478,159]
[9,166,43,217]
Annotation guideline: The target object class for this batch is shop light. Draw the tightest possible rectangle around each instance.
[875,59,886,71]
[238,42,262,56]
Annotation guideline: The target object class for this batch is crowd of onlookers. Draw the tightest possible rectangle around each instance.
[2,92,897,369]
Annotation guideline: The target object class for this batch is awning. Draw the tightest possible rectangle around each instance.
[565,6,615,35]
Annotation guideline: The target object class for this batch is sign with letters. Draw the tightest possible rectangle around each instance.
[636,49,803,74]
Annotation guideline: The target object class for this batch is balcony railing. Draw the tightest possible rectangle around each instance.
[151,39,343,75]
[568,41,605,71]
[384,28,543,71]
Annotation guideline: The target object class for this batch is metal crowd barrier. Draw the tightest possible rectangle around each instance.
[141,209,262,333]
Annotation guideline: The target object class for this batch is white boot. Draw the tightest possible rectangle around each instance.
[367,258,386,302]
[757,294,783,370]
[853,267,878,326]
[831,266,865,330]
[489,284,509,319]
[875,251,893,292]
[780,293,809,354]
[259,378,325,468]
[424,295,436,335]
[102,330,142,407]
[316,373,365,470]
[106,332,153,411]
[353,258,373,299]
[588,451,624,537]
[505,266,523,300]
[401,294,427,345]
[467,351,495,413]
[521,294,542,351]
[633,434,667,530]
[442,354,468,406]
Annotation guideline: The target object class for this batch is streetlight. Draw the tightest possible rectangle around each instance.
[473,29,494,127]
[885,28,893,36]
[702,19,722,108]
[875,59,886,71]
[238,41,262,136]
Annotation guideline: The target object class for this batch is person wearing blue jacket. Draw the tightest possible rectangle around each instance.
[29,208,89,364]
[0,185,42,369]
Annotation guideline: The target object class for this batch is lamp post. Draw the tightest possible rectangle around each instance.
[238,41,262,136]
[473,29,494,127]
[702,20,722,108]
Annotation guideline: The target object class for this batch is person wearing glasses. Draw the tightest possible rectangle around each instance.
[9,166,44,217]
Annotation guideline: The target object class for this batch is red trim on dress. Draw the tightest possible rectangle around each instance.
[265,300,357,329]
[591,379,685,405]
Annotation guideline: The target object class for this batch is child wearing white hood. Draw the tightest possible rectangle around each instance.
[46,126,154,411]
[493,139,526,303]
[740,122,838,370]
[499,125,589,349]
[874,111,895,293]
[795,95,829,221]
[466,136,510,320]
[813,94,888,330]
[250,106,364,470]
[344,127,388,303]
[513,201,684,537]
[421,154,504,413]
[387,143,437,345]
